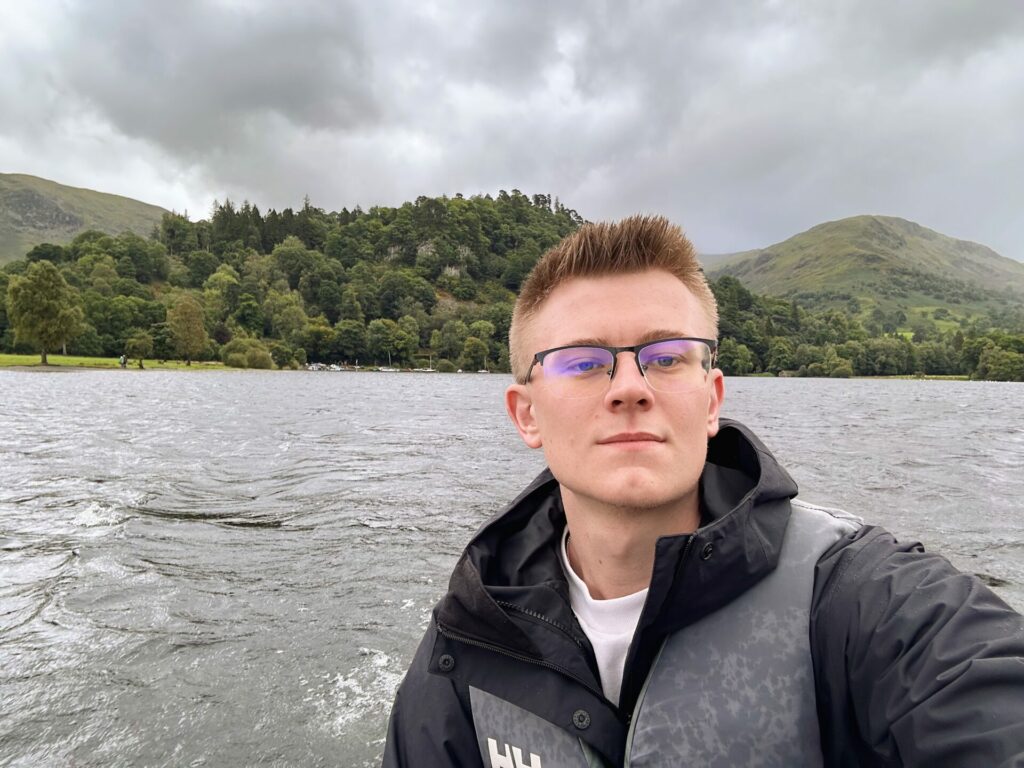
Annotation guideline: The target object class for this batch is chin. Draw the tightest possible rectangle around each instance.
[583,473,686,512]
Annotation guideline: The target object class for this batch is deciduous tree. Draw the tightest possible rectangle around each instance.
[125,331,153,368]
[6,261,84,363]
[167,295,209,365]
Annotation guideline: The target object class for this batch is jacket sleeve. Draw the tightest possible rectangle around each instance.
[382,623,483,768]
[811,525,1024,768]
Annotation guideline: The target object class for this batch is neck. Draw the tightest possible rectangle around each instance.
[561,488,700,600]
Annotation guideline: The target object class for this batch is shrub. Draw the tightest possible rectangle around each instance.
[267,340,294,369]
[436,358,457,373]
[829,363,853,378]
[246,348,273,369]
[221,336,272,368]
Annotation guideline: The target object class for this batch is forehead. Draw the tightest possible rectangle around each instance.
[528,269,713,350]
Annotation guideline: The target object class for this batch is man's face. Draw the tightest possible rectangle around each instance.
[505,269,725,514]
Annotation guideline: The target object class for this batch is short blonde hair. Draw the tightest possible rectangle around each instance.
[509,215,718,383]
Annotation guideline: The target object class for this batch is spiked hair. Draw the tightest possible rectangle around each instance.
[508,215,718,383]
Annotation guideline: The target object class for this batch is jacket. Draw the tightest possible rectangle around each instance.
[384,419,1024,767]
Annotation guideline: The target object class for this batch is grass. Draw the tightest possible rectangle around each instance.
[0,353,228,370]
[862,374,970,381]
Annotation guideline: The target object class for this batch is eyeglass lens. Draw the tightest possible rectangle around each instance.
[540,339,711,398]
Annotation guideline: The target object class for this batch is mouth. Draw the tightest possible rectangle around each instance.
[598,432,664,445]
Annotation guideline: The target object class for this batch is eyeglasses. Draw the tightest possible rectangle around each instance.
[525,337,718,399]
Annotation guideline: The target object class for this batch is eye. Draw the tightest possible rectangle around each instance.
[545,348,613,377]
[648,354,683,369]
[565,356,608,374]
[639,340,708,372]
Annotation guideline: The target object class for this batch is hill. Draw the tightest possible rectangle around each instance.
[0,173,168,263]
[706,216,1024,318]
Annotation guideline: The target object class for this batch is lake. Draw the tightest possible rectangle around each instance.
[1,371,1021,766]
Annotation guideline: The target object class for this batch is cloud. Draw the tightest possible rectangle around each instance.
[1,0,1022,259]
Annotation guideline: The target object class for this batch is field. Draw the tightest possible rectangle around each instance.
[0,354,228,370]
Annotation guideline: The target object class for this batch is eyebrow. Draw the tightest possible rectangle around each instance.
[560,330,696,347]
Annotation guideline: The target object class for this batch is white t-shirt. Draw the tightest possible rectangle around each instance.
[559,527,648,706]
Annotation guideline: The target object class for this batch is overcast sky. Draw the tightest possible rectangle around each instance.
[2,1,1022,260]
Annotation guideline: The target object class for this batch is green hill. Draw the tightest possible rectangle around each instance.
[706,216,1024,319]
[0,173,168,263]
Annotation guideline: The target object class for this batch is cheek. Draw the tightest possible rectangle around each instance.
[535,404,586,463]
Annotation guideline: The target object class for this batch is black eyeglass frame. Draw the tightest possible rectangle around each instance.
[525,336,720,384]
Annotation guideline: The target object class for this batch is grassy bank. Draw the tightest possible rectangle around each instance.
[0,353,228,370]
[860,374,970,381]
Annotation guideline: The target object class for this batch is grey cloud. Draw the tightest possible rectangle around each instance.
[52,0,377,155]
[2,0,1022,259]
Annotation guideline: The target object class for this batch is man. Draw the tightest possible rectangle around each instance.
[384,216,1024,767]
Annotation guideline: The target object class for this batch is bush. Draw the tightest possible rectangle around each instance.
[246,348,273,369]
[805,362,827,377]
[436,358,457,373]
[225,352,248,368]
[221,336,271,367]
[829,363,853,378]
[267,340,295,369]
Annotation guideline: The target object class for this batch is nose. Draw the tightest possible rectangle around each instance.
[605,351,652,407]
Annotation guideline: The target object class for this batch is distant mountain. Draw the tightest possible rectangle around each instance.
[706,215,1024,313]
[0,173,168,263]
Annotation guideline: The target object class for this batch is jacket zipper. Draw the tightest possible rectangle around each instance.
[622,535,697,764]
[436,620,612,706]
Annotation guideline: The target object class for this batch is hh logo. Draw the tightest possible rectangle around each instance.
[487,737,542,768]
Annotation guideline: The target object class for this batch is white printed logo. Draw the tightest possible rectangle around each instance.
[487,737,542,768]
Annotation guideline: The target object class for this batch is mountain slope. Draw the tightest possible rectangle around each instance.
[0,173,168,263]
[706,216,1024,307]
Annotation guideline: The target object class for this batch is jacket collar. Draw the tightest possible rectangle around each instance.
[436,418,799,663]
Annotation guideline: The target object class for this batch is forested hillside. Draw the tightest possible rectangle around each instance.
[0,191,581,372]
[1,191,1022,380]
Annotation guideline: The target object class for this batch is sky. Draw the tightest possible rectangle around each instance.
[2,0,1022,260]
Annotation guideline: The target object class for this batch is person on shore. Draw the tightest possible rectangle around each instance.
[118,354,127,369]
[384,216,1024,767]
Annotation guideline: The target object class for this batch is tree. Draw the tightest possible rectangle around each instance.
[764,338,796,374]
[159,212,198,255]
[302,317,336,363]
[339,287,365,323]
[6,261,84,363]
[232,293,264,334]
[468,320,495,340]
[430,319,469,359]
[366,318,399,364]
[975,346,1024,382]
[333,319,366,361]
[167,295,209,364]
[272,236,316,290]
[717,338,754,375]
[125,331,153,369]
[26,243,67,264]
[460,336,490,370]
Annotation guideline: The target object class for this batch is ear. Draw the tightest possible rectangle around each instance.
[505,383,543,449]
[705,368,725,439]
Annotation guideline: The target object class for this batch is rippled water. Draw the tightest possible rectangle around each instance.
[1,371,1021,766]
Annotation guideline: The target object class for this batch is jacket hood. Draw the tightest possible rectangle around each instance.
[436,419,799,660]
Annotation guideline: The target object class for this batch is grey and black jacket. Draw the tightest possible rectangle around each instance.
[384,419,1024,767]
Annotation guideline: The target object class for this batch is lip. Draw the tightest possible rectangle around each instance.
[597,432,664,445]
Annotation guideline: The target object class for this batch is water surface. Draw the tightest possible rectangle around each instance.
[1,371,1021,766]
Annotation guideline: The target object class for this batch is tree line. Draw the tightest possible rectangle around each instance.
[1,191,1022,381]
[713,277,1024,381]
